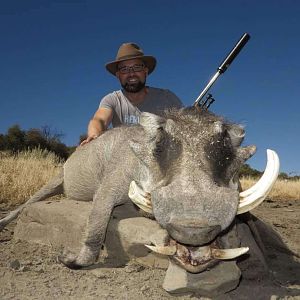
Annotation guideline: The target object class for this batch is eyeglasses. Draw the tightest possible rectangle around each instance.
[118,64,145,74]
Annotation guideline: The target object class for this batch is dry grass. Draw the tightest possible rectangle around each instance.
[0,149,63,207]
[240,176,300,201]
[0,149,299,208]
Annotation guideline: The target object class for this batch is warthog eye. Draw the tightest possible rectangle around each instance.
[144,126,169,159]
[153,145,164,157]
[153,135,165,158]
[203,130,235,183]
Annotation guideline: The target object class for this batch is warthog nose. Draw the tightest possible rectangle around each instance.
[166,218,221,246]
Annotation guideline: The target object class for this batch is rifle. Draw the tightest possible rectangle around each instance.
[194,33,251,110]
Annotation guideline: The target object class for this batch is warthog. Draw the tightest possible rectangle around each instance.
[0,107,279,274]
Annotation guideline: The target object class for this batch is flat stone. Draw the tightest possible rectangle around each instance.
[163,260,241,298]
[105,216,169,269]
[14,199,168,269]
[14,200,90,251]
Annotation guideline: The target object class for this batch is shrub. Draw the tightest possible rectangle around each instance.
[0,148,63,207]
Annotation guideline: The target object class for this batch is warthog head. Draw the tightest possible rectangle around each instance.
[129,107,279,273]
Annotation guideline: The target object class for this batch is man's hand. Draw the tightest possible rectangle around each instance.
[79,135,98,146]
[79,107,113,147]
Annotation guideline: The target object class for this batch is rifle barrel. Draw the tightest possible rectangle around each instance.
[194,33,251,107]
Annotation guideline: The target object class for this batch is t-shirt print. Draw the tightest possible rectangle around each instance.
[124,114,140,125]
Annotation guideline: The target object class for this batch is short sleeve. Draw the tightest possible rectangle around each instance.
[99,93,116,110]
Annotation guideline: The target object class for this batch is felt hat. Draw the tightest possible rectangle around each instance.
[105,42,156,75]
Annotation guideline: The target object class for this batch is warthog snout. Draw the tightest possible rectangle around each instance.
[166,217,221,246]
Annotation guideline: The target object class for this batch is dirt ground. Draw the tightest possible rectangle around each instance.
[0,198,299,300]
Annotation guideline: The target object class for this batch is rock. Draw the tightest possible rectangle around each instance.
[14,200,90,251]
[140,285,150,292]
[124,263,145,273]
[90,268,109,279]
[35,266,45,273]
[163,260,241,298]
[135,253,169,269]
[14,199,168,269]
[104,217,169,269]
[9,259,21,270]
[236,219,268,277]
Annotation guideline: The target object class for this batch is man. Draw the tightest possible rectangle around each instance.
[80,42,183,145]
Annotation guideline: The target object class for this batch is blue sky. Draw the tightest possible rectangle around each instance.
[1,0,299,175]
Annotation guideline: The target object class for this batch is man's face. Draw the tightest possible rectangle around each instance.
[116,58,148,93]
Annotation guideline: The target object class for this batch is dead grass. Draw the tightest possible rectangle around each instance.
[0,150,299,208]
[0,149,63,207]
[240,176,300,201]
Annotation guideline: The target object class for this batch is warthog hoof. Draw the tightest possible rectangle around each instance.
[57,249,94,270]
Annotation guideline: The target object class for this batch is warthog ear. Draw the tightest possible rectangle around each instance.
[129,112,168,162]
[139,112,167,137]
[227,124,245,148]
[212,121,244,148]
[226,145,257,182]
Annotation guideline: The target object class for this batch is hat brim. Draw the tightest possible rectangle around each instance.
[105,55,156,76]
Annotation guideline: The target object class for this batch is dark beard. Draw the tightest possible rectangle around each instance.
[121,80,146,93]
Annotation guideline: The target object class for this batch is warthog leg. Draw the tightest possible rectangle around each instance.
[58,189,115,269]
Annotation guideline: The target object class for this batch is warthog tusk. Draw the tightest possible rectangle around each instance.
[239,149,279,198]
[145,244,177,256]
[237,149,280,214]
[146,244,248,260]
[211,247,249,260]
[128,181,153,213]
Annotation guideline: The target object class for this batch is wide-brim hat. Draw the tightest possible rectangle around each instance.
[105,42,157,76]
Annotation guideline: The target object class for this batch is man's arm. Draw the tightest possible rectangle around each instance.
[80,107,113,145]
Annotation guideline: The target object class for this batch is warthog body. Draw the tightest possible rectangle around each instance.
[1,107,260,272]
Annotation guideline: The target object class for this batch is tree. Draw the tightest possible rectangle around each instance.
[25,128,47,149]
[0,124,72,160]
[0,134,6,150]
[6,125,25,152]
[239,163,262,178]
[47,140,69,160]
[278,172,289,180]
[41,125,64,144]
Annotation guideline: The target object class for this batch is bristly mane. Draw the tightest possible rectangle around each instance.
[163,106,238,184]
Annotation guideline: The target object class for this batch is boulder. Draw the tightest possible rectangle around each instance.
[16,200,280,297]
[163,260,241,297]
[14,199,169,269]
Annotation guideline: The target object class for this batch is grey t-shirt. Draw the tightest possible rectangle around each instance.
[99,87,183,127]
